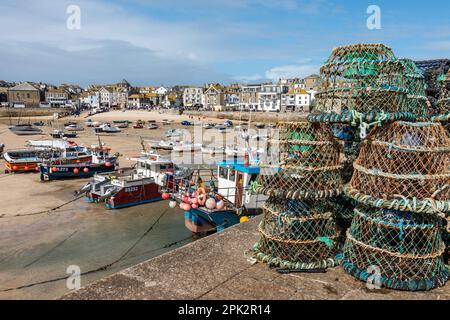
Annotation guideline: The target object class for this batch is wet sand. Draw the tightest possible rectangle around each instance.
[0,110,228,299]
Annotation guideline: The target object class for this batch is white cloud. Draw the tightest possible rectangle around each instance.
[264,64,319,80]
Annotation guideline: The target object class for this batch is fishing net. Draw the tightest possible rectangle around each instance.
[401,59,428,117]
[339,206,449,291]
[438,71,450,114]
[256,122,343,200]
[252,197,341,269]
[345,121,450,214]
[312,44,428,123]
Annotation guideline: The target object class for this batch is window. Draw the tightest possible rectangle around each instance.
[229,168,236,182]
[219,167,228,179]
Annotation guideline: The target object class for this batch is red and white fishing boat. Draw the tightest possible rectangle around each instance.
[83,152,179,209]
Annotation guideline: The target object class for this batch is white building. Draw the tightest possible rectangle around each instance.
[183,87,203,108]
[80,92,100,108]
[45,88,69,107]
[156,86,168,96]
[281,87,311,112]
[99,87,113,107]
[258,84,287,112]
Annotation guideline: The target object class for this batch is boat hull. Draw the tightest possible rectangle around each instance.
[40,160,117,181]
[184,208,240,234]
[104,183,162,209]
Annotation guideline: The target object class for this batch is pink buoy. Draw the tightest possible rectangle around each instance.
[205,198,217,210]
[183,203,191,211]
[162,192,171,200]
[216,200,225,210]
[105,162,112,167]
[73,168,79,174]
[83,168,89,173]
[191,203,198,209]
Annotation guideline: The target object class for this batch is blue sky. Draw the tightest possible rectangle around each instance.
[0,0,449,86]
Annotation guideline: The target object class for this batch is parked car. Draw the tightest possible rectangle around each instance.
[181,120,193,126]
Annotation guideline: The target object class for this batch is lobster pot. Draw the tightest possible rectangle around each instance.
[340,207,449,291]
[400,59,428,118]
[256,166,343,200]
[331,195,356,231]
[346,121,450,214]
[253,197,341,270]
[314,44,413,115]
[257,121,343,200]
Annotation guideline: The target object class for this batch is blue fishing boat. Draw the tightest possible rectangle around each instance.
[169,159,266,234]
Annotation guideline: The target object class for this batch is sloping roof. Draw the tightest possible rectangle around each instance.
[10,82,39,91]
[288,88,308,95]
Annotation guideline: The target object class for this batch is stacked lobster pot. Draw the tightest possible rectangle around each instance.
[306,43,449,291]
[251,122,344,270]
[342,122,450,291]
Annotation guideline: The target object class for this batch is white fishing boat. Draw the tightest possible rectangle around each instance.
[65,124,84,131]
[173,142,203,153]
[95,123,121,133]
[148,123,159,130]
[166,128,184,138]
[151,140,178,151]
[161,119,174,125]
[201,145,226,155]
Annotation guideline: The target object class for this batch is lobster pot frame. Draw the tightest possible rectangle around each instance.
[346,121,450,214]
[253,197,341,269]
[340,207,449,291]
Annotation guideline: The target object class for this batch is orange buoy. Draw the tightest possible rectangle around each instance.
[24,166,29,171]
[52,167,58,172]
[12,165,18,171]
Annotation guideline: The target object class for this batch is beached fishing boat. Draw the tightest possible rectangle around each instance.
[9,124,43,136]
[33,121,45,127]
[150,140,178,151]
[167,160,266,234]
[84,153,177,209]
[39,142,118,181]
[161,119,174,125]
[166,128,184,138]
[65,123,84,131]
[95,123,121,133]
[4,140,92,173]
[173,142,203,153]
[202,123,215,130]
[50,129,77,139]
[148,123,159,130]
[85,119,101,127]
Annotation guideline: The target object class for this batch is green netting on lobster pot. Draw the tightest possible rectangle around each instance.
[438,70,450,114]
[257,122,344,200]
[340,206,449,291]
[314,43,409,115]
[252,197,341,270]
[400,59,428,118]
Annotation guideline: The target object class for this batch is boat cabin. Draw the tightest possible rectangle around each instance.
[90,146,112,164]
[131,153,174,186]
[217,160,263,209]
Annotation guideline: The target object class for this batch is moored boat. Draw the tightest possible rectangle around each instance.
[9,124,43,136]
[167,159,266,234]
[85,153,176,209]
[39,143,117,181]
